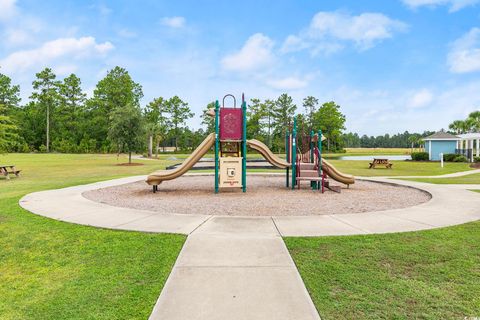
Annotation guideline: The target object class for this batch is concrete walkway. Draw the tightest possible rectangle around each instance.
[149,217,320,320]
[18,174,480,320]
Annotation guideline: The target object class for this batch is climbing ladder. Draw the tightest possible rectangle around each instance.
[295,148,326,193]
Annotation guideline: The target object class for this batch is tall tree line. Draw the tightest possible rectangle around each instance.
[0,67,199,155]
[1,67,350,154]
[342,131,434,149]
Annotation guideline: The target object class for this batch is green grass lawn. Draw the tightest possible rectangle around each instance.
[1,153,478,319]
[285,223,480,319]
[328,160,472,177]
[400,173,480,184]
[0,153,186,319]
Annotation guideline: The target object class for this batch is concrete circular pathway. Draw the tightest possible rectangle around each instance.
[18,174,480,320]
[19,174,480,237]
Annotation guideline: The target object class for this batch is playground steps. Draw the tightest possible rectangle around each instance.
[299,169,318,177]
[297,163,320,181]
[298,163,316,171]
[297,162,323,184]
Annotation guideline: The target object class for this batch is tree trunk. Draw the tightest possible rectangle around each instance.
[148,135,153,158]
[129,151,132,164]
[46,104,50,153]
[175,125,178,152]
[155,138,160,158]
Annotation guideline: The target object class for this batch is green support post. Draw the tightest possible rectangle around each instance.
[291,117,297,189]
[285,128,289,188]
[242,97,247,192]
[214,100,220,194]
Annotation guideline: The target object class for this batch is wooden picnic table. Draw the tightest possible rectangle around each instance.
[1,165,21,179]
[369,158,393,169]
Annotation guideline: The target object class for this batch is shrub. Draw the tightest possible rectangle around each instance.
[38,145,47,153]
[411,152,429,161]
[79,138,97,153]
[52,139,78,153]
[443,153,457,162]
[453,155,468,162]
[474,156,480,163]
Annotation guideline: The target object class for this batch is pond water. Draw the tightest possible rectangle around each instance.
[336,155,411,161]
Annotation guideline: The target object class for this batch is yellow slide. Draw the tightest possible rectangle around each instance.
[247,139,354,185]
[247,139,290,169]
[321,159,355,185]
[146,133,215,186]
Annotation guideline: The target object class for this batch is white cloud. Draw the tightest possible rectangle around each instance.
[160,16,186,28]
[331,81,480,135]
[118,28,137,38]
[0,0,18,22]
[282,11,407,55]
[309,12,407,50]
[408,88,433,108]
[0,36,114,73]
[448,28,480,73]
[5,29,31,46]
[266,76,309,90]
[3,17,43,46]
[88,3,111,16]
[401,0,479,12]
[280,35,309,53]
[221,33,275,72]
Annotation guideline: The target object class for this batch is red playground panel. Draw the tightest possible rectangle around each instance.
[220,108,243,140]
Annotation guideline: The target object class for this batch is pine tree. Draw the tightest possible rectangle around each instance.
[87,66,143,151]
[272,94,296,151]
[165,96,194,152]
[30,68,60,152]
[108,104,144,164]
[144,97,169,157]
[302,96,318,128]
[57,74,87,146]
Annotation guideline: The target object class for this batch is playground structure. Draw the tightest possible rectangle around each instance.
[146,94,355,192]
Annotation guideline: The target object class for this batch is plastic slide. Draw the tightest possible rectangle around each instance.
[146,133,215,185]
[246,139,290,169]
[321,159,355,185]
[247,139,355,185]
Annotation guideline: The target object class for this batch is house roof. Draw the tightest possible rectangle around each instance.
[423,131,459,141]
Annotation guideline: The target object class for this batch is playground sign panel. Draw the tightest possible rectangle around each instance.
[219,157,242,188]
[219,108,242,140]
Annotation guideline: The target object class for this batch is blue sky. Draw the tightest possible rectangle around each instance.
[1,0,480,135]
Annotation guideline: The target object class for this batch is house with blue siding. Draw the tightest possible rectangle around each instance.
[423,132,460,161]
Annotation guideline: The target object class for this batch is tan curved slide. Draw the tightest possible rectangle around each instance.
[322,159,355,185]
[247,139,354,185]
[247,139,290,169]
[146,133,215,185]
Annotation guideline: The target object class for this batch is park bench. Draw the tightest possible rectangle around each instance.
[1,165,21,180]
[369,158,393,169]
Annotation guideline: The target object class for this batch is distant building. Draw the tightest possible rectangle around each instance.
[457,133,480,162]
[423,132,460,161]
